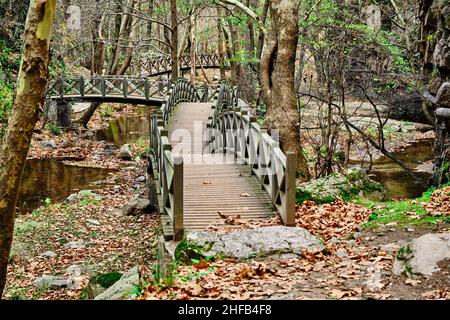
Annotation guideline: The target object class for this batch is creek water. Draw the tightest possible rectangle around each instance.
[93,106,153,147]
[17,107,155,214]
[367,139,435,200]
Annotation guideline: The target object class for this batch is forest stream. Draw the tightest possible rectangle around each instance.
[17,107,154,215]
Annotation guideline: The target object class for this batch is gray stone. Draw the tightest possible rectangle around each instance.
[33,275,69,289]
[297,168,385,203]
[118,144,133,160]
[83,130,94,138]
[41,140,57,149]
[40,251,57,258]
[86,218,101,226]
[185,226,325,260]
[121,197,153,216]
[66,265,83,277]
[95,267,139,300]
[336,248,348,258]
[135,176,146,183]
[64,240,85,248]
[65,193,78,203]
[393,233,450,277]
[329,237,340,245]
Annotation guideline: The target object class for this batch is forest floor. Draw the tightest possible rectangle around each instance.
[4,103,449,300]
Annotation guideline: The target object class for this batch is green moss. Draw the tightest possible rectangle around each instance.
[91,272,123,288]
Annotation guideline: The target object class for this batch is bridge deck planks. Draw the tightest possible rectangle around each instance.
[166,102,274,231]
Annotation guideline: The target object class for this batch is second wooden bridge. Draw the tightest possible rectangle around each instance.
[150,79,297,240]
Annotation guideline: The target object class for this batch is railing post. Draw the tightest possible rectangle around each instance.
[101,77,106,98]
[145,78,150,100]
[123,77,128,99]
[173,156,184,241]
[80,76,85,98]
[59,78,64,98]
[284,152,297,226]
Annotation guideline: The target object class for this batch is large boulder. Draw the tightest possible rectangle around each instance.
[184,226,325,260]
[94,267,139,300]
[393,233,450,277]
[296,168,385,203]
[436,82,450,107]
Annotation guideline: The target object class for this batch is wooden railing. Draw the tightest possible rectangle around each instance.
[139,53,229,77]
[48,76,169,104]
[149,78,200,240]
[206,80,297,225]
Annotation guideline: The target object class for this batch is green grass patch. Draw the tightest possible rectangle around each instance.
[357,183,450,229]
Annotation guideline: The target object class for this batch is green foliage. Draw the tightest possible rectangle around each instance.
[100,106,114,117]
[174,238,208,264]
[46,123,62,135]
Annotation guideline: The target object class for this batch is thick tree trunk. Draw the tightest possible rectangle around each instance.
[260,0,310,181]
[0,0,56,297]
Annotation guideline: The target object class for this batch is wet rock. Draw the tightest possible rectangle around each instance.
[185,226,325,260]
[95,267,139,300]
[297,168,385,203]
[118,144,133,160]
[393,233,450,277]
[41,140,57,149]
[121,197,154,216]
[40,251,57,258]
[86,218,101,226]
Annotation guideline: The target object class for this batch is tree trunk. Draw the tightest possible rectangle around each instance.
[217,8,226,79]
[189,7,197,85]
[170,0,178,79]
[260,0,310,181]
[0,0,56,297]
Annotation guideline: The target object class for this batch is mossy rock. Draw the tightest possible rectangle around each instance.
[297,168,385,204]
[86,272,123,299]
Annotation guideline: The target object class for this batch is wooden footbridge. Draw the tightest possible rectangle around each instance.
[47,53,228,104]
[149,79,297,240]
[138,53,229,77]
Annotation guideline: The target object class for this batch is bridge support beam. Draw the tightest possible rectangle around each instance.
[56,99,72,128]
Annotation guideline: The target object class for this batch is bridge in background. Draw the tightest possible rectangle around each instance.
[138,53,229,77]
[48,76,216,105]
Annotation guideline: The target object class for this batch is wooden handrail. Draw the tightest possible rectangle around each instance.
[206,80,297,225]
[149,78,200,240]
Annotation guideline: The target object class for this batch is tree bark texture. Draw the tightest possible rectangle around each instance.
[260,0,310,181]
[0,0,56,297]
